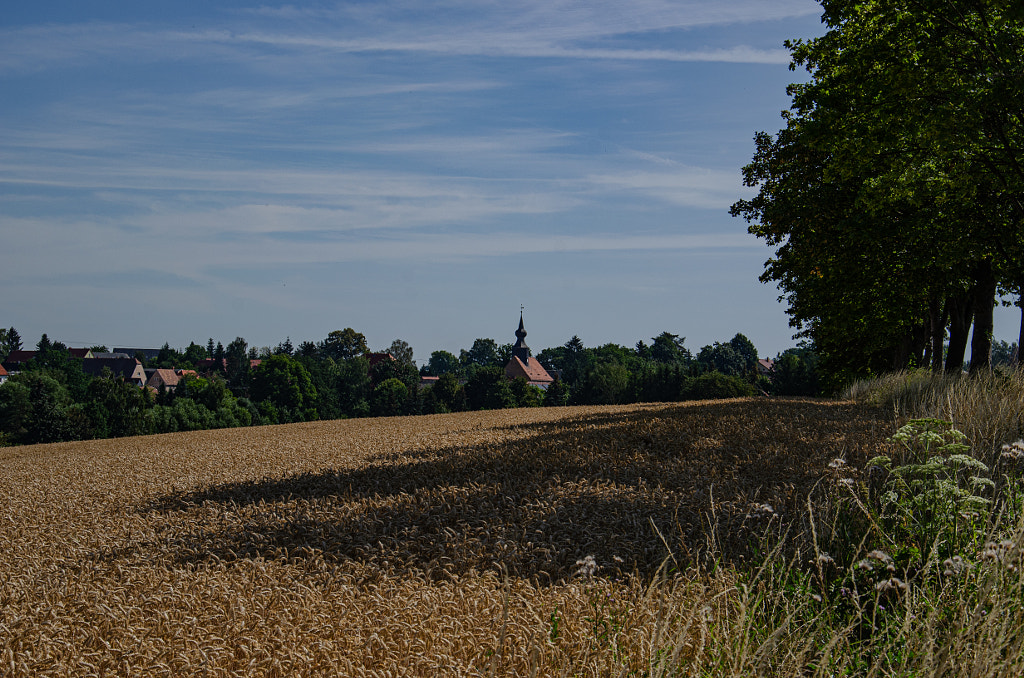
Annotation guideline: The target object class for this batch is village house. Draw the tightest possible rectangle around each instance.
[145,368,197,392]
[81,357,147,387]
[1,348,94,375]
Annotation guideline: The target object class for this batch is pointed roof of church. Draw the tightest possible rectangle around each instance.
[512,311,529,358]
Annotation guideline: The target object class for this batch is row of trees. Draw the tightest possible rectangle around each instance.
[732,0,1024,390]
[0,327,818,446]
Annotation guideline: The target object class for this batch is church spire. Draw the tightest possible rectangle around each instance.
[512,306,530,363]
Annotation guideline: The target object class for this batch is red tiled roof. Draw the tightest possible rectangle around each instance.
[4,350,36,364]
[505,356,554,384]
[0,364,7,377]
[366,352,396,366]
[68,348,91,359]
[146,369,182,389]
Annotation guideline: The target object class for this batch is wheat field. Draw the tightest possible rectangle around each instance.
[0,399,892,676]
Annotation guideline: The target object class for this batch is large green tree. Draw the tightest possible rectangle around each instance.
[320,329,368,362]
[733,0,1024,386]
[424,350,461,377]
[250,354,319,422]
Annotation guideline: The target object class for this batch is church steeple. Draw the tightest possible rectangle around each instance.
[512,307,530,363]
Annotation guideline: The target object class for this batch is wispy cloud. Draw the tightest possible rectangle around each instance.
[587,168,749,210]
[0,0,818,75]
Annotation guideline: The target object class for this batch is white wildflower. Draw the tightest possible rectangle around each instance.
[574,555,599,578]
[1001,441,1024,462]
[746,503,776,520]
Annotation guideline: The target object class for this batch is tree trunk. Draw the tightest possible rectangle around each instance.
[929,296,944,373]
[1016,287,1024,369]
[968,259,997,374]
[945,292,973,373]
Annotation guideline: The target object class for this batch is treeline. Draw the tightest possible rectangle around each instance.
[0,327,819,447]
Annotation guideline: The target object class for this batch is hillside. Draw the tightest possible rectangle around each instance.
[1,399,891,675]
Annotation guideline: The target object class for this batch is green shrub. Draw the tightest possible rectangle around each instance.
[683,372,754,400]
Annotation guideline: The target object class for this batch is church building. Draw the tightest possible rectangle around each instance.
[504,312,555,388]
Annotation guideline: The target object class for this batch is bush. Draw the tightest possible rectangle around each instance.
[371,378,408,417]
[682,372,754,400]
[464,367,515,411]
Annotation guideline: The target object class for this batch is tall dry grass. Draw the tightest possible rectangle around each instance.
[845,368,1024,465]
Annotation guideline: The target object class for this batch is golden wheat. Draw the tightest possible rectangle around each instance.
[0,399,891,676]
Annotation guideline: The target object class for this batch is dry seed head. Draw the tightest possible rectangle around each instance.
[874,577,908,594]
[942,556,970,578]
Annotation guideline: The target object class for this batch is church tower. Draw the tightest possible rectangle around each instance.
[504,308,554,387]
[511,311,530,364]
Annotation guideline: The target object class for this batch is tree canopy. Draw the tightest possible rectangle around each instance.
[733,0,1024,387]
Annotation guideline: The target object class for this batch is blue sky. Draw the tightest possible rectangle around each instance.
[2,1,1014,361]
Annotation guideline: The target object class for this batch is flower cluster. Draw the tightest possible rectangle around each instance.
[980,539,1020,572]
[856,549,895,573]
[745,502,776,520]
[574,554,599,579]
[1001,441,1024,463]
[942,555,971,578]
[874,577,908,594]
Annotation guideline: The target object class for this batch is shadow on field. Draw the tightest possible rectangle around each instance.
[141,399,892,583]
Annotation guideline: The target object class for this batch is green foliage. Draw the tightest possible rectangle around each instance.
[647,332,692,365]
[250,354,319,422]
[732,0,1024,386]
[580,363,631,405]
[424,350,461,377]
[371,378,408,417]
[460,338,502,371]
[509,377,543,408]
[86,372,152,439]
[465,366,515,411]
[632,364,688,403]
[426,372,465,413]
[770,345,820,396]
[386,339,414,368]
[866,418,992,565]
[0,372,74,444]
[683,372,754,400]
[320,328,369,362]
[224,337,249,389]
[0,327,22,360]
[335,356,371,418]
[154,342,183,369]
[0,379,32,443]
[696,342,747,378]
[182,341,208,367]
[370,356,419,391]
[542,377,569,407]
